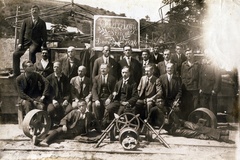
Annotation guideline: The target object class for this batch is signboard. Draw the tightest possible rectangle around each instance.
[94,15,140,50]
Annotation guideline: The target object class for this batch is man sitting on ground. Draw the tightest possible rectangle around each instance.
[39,100,101,146]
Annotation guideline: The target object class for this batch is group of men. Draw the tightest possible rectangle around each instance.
[12,5,231,146]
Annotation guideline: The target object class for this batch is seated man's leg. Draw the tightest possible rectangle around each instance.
[148,106,165,127]
[22,100,34,114]
[64,103,73,115]
[183,121,221,140]
[29,43,41,64]
[135,100,146,120]
[93,99,105,121]
[13,48,27,76]
[87,101,92,112]
[41,127,63,145]
[172,127,210,140]
[48,104,65,125]
[103,101,120,124]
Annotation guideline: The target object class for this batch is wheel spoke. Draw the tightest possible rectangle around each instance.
[124,114,129,122]
[129,116,137,123]
[129,123,138,128]
[118,120,127,124]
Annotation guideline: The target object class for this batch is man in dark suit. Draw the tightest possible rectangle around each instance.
[46,62,71,125]
[70,66,92,111]
[149,46,164,65]
[157,63,182,123]
[157,49,176,76]
[171,45,187,76]
[199,56,221,116]
[59,46,81,80]
[92,45,120,80]
[103,66,138,124]
[34,48,53,78]
[16,60,49,115]
[92,64,116,122]
[181,48,200,114]
[136,65,159,120]
[118,45,142,84]
[39,101,101,146]
[11,5,47,77]
[140,49,159,77]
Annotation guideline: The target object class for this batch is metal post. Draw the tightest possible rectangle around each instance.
[14,6,20,49]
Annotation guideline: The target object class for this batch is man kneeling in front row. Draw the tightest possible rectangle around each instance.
[38,100,101,146]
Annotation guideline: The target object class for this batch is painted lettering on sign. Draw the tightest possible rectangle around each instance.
[94,16,139,49]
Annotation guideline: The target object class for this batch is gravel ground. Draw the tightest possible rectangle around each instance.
[0,124,239,160]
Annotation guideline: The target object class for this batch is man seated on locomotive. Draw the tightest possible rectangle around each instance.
[16,60,49,115]
[46,61,71,125]
[103,66,138,126]
[39,100,101,146]
[136,64,159,121]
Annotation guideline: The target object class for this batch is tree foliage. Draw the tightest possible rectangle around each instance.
[162,0,206,47]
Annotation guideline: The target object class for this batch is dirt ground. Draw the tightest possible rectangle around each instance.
[0,124,239,160]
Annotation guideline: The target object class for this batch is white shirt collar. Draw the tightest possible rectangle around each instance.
[164,60,170,65]
[102,74,108,78]
[103,56,109,63]
[143,60,149,65]
[41,59,49,69]
[78,76,85,81]
[123,77,129,82]
[124,56,131,60]
[187,61,192,66]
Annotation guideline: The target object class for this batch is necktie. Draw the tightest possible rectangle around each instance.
[122,80,127,88]
[33,18,37,25]
[168,75,172,93]
[80,78,83,92]
[102,75,106,84]
[168,75,172,82]
[126,57,130,66]
[146,77,149,87]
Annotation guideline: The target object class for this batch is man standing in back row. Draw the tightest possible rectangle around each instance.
[92,45,120,80]
[118,45,142,84]
[11,5,47,77]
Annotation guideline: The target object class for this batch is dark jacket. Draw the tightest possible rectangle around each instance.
[118,57,142,84]
[138,75,159,99]
[92,56,120,80]
[34,61,53,78]
[171,53,187,75]
[70,76,92,100]
[199,63,221,94]
[149,53,164,64]
[157,60,176,76]
[19,17,47,48]
[16,72,49,102]
[112,78,138,106]
[92,74,116,101]
[181,61,200,91]
[46,73,70,102]
[59,56,81,80]
[60,110,99,132]
[157,73,182,102]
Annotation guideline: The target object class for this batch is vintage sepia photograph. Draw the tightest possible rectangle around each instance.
[0,0,239,159]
